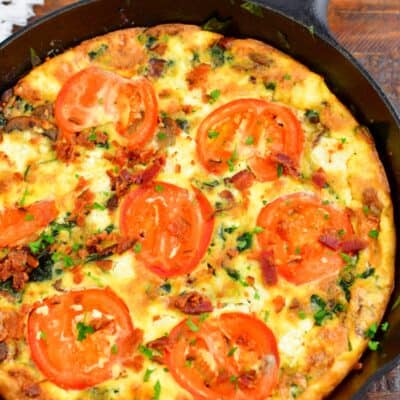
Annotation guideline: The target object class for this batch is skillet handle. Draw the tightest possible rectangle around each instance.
[261,0,333,40]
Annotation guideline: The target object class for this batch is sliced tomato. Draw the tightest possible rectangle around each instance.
[166,312,279,400]
[55,66,158,148]
[196,99,303,181]
[120,182,214,277]
[0,200,57,248]
[256,192,354,285]
[27,288,137,390]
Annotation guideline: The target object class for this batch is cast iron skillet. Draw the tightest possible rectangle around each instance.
[0,1,399,399]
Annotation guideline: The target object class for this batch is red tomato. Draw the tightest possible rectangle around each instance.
[55,66,158,148]
[196,99,303,181]
[166,312,280,400]
[27,288,136,390]
[256,192,354,285]
[0,200,57,247]
[120,182,214,278]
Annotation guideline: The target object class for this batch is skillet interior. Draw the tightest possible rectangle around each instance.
[0,0,399,398]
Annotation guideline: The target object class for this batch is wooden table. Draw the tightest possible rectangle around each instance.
[16,0,400,398]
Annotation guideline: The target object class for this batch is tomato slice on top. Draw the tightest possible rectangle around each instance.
[196,99,304,180]
[55,66,158,148]
[166,312,279,400]
[256,192,354,285]
[27,288,137,390]
[120,182,214,278]
[0,200,57,248]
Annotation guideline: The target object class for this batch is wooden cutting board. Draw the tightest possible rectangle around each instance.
[14,0,400,398]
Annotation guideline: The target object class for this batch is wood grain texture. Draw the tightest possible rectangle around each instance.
[17,0,400,398]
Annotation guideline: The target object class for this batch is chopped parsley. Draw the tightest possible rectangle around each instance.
[88,43,108,60]
[277,163,284,177]
[155,184,164,192]
[143,368,155,382]
[176,118,189,130]
[227,347,238,357]
[92,202,106,211]
[157,132,167,140]
[209,45,226,67]
[305,109,320,124]
[208,130,220,139]
[153,380,161,400]
[76,322,95,341]
[139,345,153,359]
[310,294,344,326]
[264,81,276,91]
[368,229,379,239]
[133,242,142,253]
[245,136,254,145]
[111,344,118,354]
[236,232,253,252]
[186,318,199,332]
[159,282,171,293]
[208,89,221,103]
[227,148,238,172]
[25,214,34,221]
[358,266,375,279]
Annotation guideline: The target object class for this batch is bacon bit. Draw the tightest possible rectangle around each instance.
[238,370,257,390]
[272,153,299,177]
[259,251,278,286]
[72,266,84,284]
[96,260,113,271]
[0,342,8,362]
[22,382,41,398]
[319,233,341,250]
[132,157,165,185]
[289,298,300,310]
[340,238,367,254]
[175,164,181,174]
[69,189,94,226]
[186,63,211,90]
[182,104,194,114]
[85,231,135,257]
[75,176,89,192]
[225,169,255,191]
[0,310,25,341]
[152,43,168,56]
[124,354,145,372]
[54,138,77,163]
[106,194,119,210]
[148,58,167,78]
[147,336,170,364]
[226,248,239,259]
[312,168,327,188]
[107,168,133,198]
[246,275,255,286]
[0,248,39,291]
[362,187,383,218]
[219,189,234,202]
[272,295,285,313]
[216,37,234,50]
[171,291,213,315]
[52,279,65,292]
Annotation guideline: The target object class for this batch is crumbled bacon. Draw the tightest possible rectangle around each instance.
[146,336,170,363]
[69,189,95,226]
[152,43,168,56]
[225,169,255,191]
[85,232,135,258]
[272,295,285,313]
[0,248,38,291]
[186,63,211,90]
[148,58,167,78]
[107,168,133,198]
[238,370,257,390]
[96,260,113,271]
[362,187,383,218]
[54,138,77,163]
[340,238,367,253]
[131,156,165,185]
[259,251,278,286]
[312,168,327,188]
[171,291,213,315]
[106,194,119,210]
[0,309,25,341]
[22,382,41,398]
[272,152,299,177]
[318,233,341,250]
[0,342,7,362]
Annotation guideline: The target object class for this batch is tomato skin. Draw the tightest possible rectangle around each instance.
[256,192,354,285]
[196,99,303,181]
[0,200,57,248]
[55,66,158,148]
[120,182,214,277]
[166,312,279,400]
[27,288,137,390]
